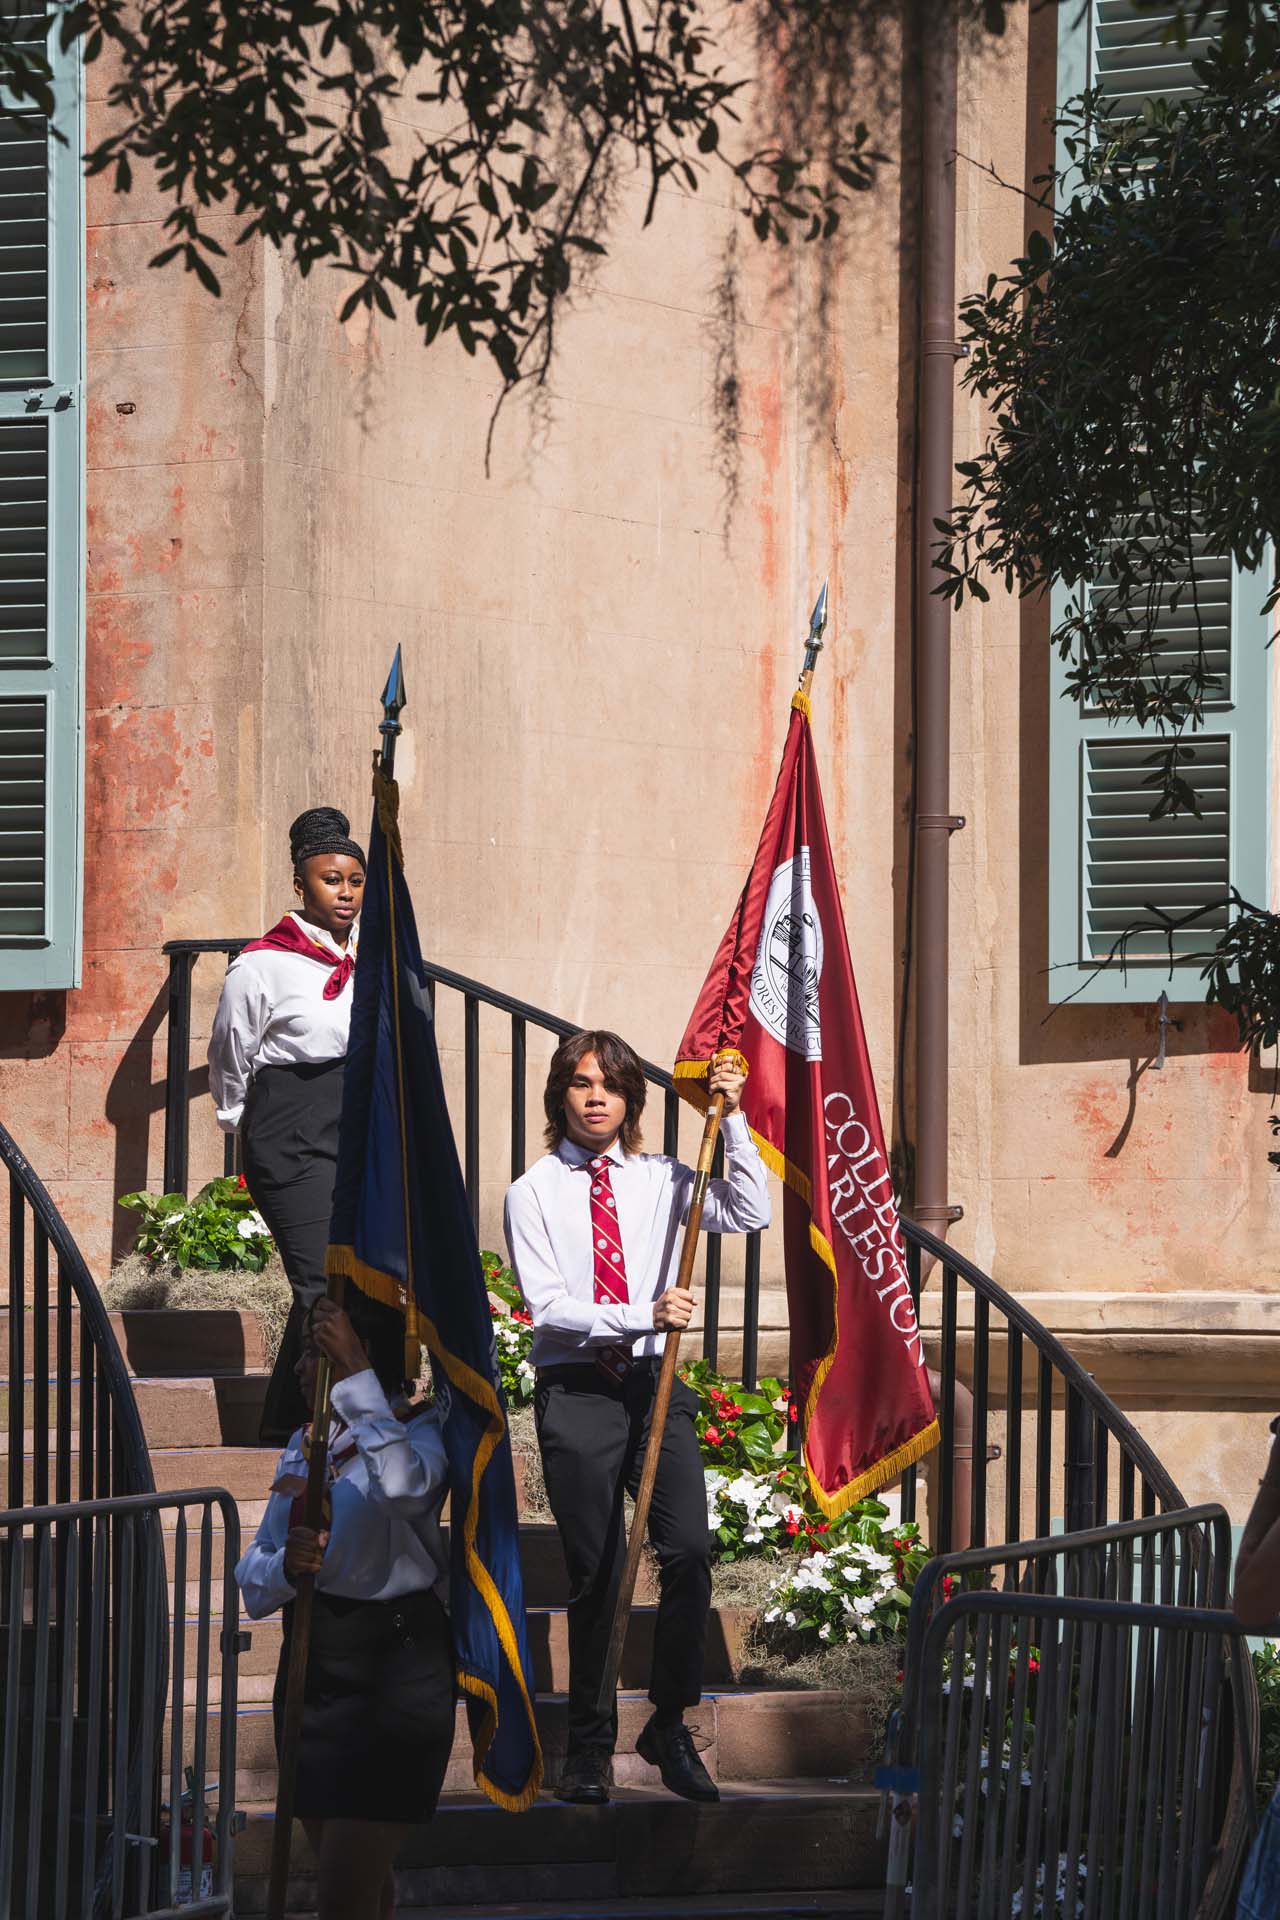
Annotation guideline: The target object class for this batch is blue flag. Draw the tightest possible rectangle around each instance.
[326,769,542,1811]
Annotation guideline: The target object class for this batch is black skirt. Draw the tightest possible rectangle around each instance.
[273,1588,456,1823]
[241,1059,345,1444]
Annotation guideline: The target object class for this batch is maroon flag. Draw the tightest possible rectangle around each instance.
[675,690,937,1514]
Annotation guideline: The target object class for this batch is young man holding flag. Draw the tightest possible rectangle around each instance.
[503,1033,770,1806]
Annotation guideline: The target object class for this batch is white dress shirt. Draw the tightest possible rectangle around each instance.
[208,913,358,1131]
[234,1369,449,1619]
[503,1111,771,1368]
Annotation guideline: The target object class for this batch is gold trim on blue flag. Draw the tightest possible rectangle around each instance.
[326,766,542,1811]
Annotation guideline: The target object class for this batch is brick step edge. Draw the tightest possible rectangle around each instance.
[259,1891,885,1919]
[232,1782,887,1906]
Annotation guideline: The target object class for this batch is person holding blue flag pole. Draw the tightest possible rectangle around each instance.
[262,651,542,1920]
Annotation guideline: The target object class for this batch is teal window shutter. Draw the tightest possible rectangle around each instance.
[0,14,83,991]
[1047,4,1270,1005]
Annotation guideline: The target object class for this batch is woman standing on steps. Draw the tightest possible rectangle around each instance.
[237,1295,455,1920]
[209,806,367,1444]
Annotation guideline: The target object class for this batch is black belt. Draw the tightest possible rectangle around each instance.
[536,1357,662,1386]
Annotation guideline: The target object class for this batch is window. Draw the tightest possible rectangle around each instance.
[1047,3,1271,1004]
[0,10,83,990]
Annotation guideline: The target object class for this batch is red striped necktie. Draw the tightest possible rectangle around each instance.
[588,1155,632,1383]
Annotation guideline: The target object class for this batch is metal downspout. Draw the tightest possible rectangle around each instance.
[914,0,964,1238]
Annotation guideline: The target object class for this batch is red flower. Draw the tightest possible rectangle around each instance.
[816,1522,830,1533]
[788,1404,799,1422]
[704,1426,722,1446]
[785,1519,800,1538]
[942,1574,955,1599]
[776,1468,789,1481]
[723,1425,737,1440]
[237,1174,247,1190]
[1028,1657,1040,1674]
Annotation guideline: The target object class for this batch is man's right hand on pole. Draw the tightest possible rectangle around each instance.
[652,1288,696,1332]
[284,1526,328,1577]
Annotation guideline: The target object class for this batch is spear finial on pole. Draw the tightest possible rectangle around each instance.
[798,582,828,697]
[378,645,407,779]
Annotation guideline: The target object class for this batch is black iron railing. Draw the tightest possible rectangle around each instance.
[163,941,1185,1552]
[899,1224,1184,1556]
[0,1487,241,1919]
[882,1506,1256,1919]
[2,1116,153,1511]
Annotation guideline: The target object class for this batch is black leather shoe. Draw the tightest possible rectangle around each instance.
[554,1750,613,1804]
[636,1715,720,1803]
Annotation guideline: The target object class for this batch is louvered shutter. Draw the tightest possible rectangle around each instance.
[0,12,83,988]
[1047,4,1270,1004]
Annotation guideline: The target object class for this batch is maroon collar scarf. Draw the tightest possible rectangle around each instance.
[242,916,356,1000]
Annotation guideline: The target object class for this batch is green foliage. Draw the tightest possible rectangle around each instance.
[1253,1640,1280,1810]
[681,1355,798,1471]
[931,7,1280,1046]
[15,0,924,409]
[756,1498,928,1650]
[483,1249,536,1404]
[117,1176,276,1272]
[936,26,1280,820]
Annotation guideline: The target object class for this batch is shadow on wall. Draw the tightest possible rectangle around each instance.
[104,979,189,1261]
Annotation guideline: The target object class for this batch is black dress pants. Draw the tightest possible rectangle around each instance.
[241,1059,345,1444]
[535,1361,711,1756]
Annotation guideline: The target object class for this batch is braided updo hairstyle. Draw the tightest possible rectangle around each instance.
[288,807,367,874]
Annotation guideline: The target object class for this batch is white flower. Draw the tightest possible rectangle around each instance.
[237,1211,270,1239]
[725,1473,772,1512]
[764,1607,781,1623]
[852,1594,876,1617]
[784,1611,797,1628]
[516,1359,534,1381]
[818,1623,832,1642]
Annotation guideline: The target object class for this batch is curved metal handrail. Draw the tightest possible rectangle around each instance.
[902,1216,1186,1517]
[0,1114,152,1501]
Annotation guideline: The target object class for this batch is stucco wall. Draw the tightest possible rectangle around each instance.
[0,11,1276,1521]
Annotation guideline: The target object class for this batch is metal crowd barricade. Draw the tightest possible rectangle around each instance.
[881,1505,1258,1919]
[0,1488,241,1920]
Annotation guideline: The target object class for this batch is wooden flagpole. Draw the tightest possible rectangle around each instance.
[594,1084,730,1717]
[595,587,828,1719]
[265,648,406,1920]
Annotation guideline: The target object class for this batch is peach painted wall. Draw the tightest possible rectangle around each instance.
[1,8,1277,1478]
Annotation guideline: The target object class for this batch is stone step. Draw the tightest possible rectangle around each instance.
[205,1685,879,1804]
[157,1518,628,1611]
[391,1898,884,1920]
[143,1520,646,1615]
[200,1601,753,1694]
[2,1302,788,1404]
[142,1444,272,1498]
[233,1781,885,1909]
[0,1375,270,1450]
[0,1306,271,1376]
[16,1425,546,1515]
